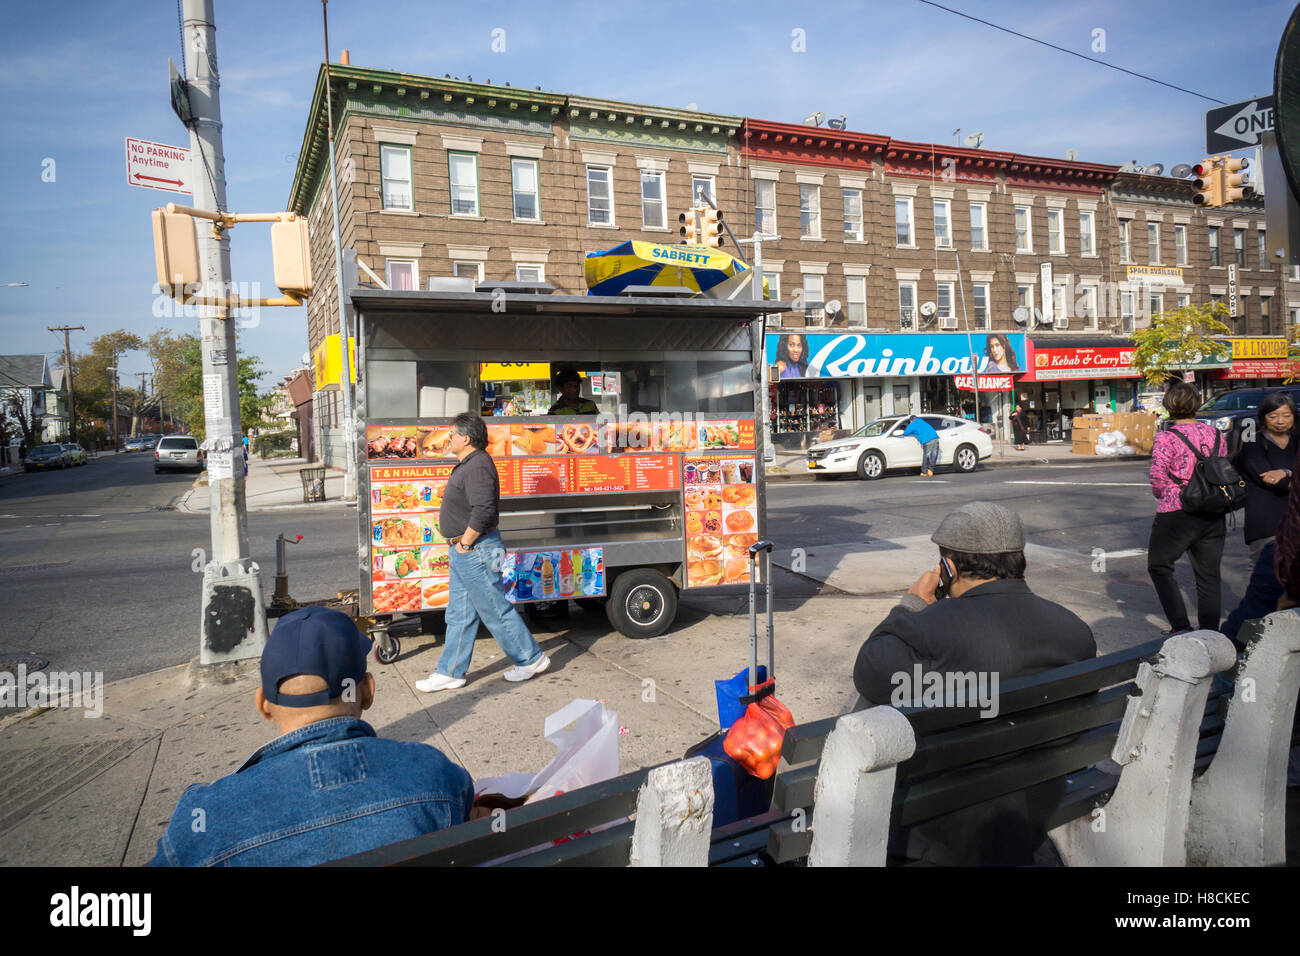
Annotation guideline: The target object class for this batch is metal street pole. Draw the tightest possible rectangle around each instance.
[321,0,357,500]
[110,363,120,450]
[48,324,82,442]
[182,0,267,665]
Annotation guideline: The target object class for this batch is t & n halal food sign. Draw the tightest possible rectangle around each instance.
[766,333,1026,380]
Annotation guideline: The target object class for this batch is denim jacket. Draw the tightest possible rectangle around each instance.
[149,717,473,866]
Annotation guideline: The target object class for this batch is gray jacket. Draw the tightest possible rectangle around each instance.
[438,449,499,540]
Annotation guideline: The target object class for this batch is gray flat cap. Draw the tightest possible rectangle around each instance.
[931,501,1025,554]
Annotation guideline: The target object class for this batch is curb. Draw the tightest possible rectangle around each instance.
[764,453,1150,482]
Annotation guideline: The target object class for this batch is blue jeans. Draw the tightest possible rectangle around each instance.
[437,530,544,679]
[922,440,940,472]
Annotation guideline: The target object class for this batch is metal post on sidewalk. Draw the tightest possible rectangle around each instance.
[182,0,268,666]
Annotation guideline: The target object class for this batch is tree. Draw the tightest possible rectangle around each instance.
[1131,302,1232,385]
[173,337,268,441]
[72,329,145,438]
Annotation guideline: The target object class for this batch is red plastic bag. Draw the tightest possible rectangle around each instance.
[722,679,795,780]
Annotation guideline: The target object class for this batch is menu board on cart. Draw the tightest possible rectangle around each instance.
[683,454,758,589]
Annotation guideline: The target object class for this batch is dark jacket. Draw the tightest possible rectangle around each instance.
[438,448,499,540]
[1239,430,1295,543]
[854,579,1097,866]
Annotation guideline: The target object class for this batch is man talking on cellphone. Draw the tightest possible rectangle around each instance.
[852,501,1096,865]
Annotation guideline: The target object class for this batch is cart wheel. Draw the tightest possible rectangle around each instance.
[605,569,677,639]
[373,632,401,664]
[575,597,607,613]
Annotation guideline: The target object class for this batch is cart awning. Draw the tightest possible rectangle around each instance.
[584,241,752,298]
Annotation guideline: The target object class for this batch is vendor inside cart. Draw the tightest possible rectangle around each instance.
[547,367,599,415]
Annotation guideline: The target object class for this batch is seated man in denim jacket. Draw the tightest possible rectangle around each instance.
[150,606,473,866]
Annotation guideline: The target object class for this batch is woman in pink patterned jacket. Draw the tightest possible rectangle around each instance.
[1147,381,1227,634]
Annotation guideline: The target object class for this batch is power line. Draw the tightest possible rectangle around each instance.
[912,0,1228,105]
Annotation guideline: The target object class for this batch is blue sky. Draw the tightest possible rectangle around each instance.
[0,0,1292,386]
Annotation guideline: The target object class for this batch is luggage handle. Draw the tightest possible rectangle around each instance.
[747,540,776,688]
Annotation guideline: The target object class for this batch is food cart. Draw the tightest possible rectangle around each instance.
[352,286,783,660]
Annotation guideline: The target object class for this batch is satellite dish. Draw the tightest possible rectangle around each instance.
[1146,163,1164,176]
[825,299,842,315]
[827,115,847,131]
[1013,306,1029,324]
[802,111,825,127]
[963,132,984,148]
[1118,161,1140,173]
[1065,148,1079,161]
[919,301,937,317]
[1171,163,1193,179]
[301,352,310,366]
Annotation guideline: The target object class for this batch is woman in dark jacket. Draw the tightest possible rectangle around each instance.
[1011,404,1028,451]
[1239,392,1297,562]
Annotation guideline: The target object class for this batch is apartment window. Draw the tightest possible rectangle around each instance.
[1177,293,1191,309]
[846,276,867,325]
[1048,208,1064,254]
[1175,224,1187,266]
[895,198,914,245]
[1290,307,1300,327]
[1079,286,1098,330]
[1211,293,1224,309]
[1292,264,1300,280]
[933,200,952,248]
[448,152,479,216]
[972,283,989,330]
[936,281,954,321]
[1015,205,1032,252]
[1118,220,1131,263]
[1017,283,1035,322]
[1209,226,1221,267]
[1234,228,1246,267]
[379,144,413,211]
[842,189,863,241]
[452,260,484,281]
[762,272,781,302]
[1262,295,1273,332]
[510,158,540,221]
[754,180,776,236]
[1259,231,1268,270]
[1147,222,1160,264]
[802,274,825,326]
[386,259,417,291]
[899,281,917,329]
[691,174,715,205]
[1080,211,1095,256]
[1121,291,1135,331]
[515,264,545,283]
[1149,292,1164,320]
[640,170,666,229]
[970,202,987,250]
[799,184,821,238]
[586,165,613,225]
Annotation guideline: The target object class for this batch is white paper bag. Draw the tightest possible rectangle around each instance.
[474,699,620,803]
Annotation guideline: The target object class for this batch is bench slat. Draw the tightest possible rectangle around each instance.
[494,820,636,867]
[771,762,819,813]
[1044,766,1118,830]
[767,810,814,864]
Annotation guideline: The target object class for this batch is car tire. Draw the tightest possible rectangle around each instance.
[954,443,979,473]
[605,568,677,639]
[856,450,885,480]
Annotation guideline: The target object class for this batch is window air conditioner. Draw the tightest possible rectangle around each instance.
[939,316,959,329]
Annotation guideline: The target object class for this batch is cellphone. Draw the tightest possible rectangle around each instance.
[935,558,954,600]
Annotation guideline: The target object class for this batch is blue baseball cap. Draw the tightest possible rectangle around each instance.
[261,606,372,708]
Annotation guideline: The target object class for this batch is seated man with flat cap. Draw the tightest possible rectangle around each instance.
[150,606,473,866]
[853,501,1096,866]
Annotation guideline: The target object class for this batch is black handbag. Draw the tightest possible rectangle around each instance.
[1167,427,1248,516]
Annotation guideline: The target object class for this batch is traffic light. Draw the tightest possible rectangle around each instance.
[679,207,701,243]
[701,207,723,247]
[1193,157,1223,207]
[1222,157,1255,204]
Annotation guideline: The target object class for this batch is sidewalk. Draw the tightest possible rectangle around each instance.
[764,441,1148,480]
[178,455,351,513]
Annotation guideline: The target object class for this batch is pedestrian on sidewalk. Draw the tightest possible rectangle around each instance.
[1239,392,1296,563]
[902,415,940,477]
[417,412,550,691]
[149,606,474,866]
[1146,382,1227,634]
[1011,404,1029,452]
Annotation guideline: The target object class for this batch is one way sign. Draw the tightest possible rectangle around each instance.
[1206,96,1275,153]
[125,137,192,195]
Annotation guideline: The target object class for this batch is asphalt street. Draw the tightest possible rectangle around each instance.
[0,453,1257,683]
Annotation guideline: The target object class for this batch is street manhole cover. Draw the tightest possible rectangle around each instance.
[0,655,48,674]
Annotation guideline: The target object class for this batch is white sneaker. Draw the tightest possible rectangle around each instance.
[503,654,551,682]
[415,673,466,692]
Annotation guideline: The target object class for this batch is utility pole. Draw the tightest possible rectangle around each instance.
[48,324,82,442]
[321,0,357,500]
[182,0,267,665]
[107,362,120,451]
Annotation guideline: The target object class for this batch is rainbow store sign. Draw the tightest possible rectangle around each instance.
[766,332,1027,380]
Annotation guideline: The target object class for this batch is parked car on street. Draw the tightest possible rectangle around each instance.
[142,436,158,450]
[124,437,146,452]
[60,443,87,466]
[25,443,72,470]
[154,435,204,474]
[806,414,994,480]
[1195,386,1300,461]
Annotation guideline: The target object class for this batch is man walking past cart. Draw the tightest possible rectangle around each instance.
[902,415,940,477]
[417,412,551,691]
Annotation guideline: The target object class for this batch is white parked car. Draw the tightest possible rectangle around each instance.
[805,415,994,480]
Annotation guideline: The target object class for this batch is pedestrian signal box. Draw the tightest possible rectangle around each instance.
[151,209,200,294]
[272,218,313,296]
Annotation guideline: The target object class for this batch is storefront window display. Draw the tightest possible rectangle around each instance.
[771,381,841,436]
